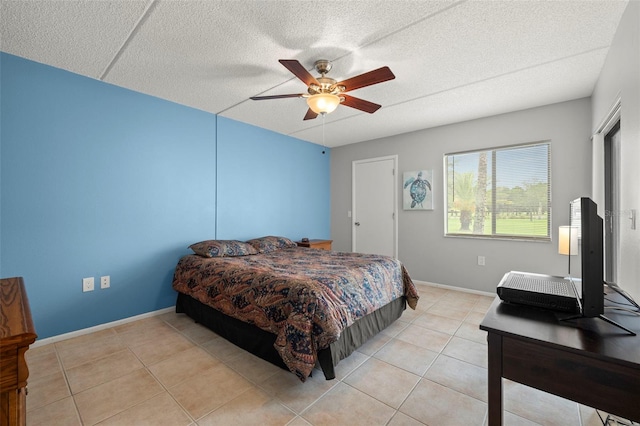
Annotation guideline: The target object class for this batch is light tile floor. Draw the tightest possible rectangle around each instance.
[25,284,608,425]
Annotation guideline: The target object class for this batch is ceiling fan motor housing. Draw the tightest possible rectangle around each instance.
[308,77,344,96]
[314,59,332,75]
[307,61,344,95]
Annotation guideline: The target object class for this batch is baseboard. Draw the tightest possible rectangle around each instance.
[31,306,175,348]
[413,279,495,297]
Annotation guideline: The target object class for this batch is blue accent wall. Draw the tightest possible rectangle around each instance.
[0,53,330,339]
[216,116,330,241]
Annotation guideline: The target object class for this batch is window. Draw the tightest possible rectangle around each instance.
[445,142,550,240]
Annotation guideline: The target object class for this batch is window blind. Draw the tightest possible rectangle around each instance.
[445,141,551,240]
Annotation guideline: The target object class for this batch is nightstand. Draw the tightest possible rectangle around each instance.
[296,239,332,250]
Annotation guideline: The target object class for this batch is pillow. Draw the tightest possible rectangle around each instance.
[246,236,297,253]
[189,240,258,257]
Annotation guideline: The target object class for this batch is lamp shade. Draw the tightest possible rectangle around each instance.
[558,226,578,256]
[306,93,340,114]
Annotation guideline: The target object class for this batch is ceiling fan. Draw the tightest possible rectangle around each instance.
[250,59,395,120]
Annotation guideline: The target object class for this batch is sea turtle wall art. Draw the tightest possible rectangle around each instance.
[403,170,433,210]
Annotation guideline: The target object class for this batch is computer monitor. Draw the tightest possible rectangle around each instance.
[570,197,604,318]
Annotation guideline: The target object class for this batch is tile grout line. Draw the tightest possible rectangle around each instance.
[131,318,204,425]
[55,342,85,426]
[31,289,449,425]
[160,316,318,424]
[362,295,488,425]
[69,320,197,425]
[385,295,491,425]
[29,290,590,426]
[159,317,228,423]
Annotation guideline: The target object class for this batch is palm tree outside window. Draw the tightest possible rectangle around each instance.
[445,142,550,240]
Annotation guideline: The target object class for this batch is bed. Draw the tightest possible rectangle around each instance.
[172,236,419,381]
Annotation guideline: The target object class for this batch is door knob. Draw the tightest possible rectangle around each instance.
[354,222,360,226]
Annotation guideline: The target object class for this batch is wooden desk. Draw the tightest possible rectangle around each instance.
[1,277,37,426]
[480,292,640,425]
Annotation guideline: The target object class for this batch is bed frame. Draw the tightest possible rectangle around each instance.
[176,292,407,380]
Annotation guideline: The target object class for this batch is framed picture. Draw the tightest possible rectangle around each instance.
[403,170,433,210]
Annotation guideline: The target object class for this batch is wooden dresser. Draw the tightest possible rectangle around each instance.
[1,277,37,426]
[296,239,332,250]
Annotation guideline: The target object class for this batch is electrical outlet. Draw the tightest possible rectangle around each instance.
[478,256,486,266]
[82,277,94,292]
[100,275,110,289]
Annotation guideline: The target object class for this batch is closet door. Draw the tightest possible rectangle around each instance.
[352,155,397,258]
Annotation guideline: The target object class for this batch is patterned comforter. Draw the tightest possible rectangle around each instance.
[172,247,419,380]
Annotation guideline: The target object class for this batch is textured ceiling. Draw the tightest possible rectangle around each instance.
[0,0,629,148]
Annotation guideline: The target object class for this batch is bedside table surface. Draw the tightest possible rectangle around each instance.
[296,239,332,250]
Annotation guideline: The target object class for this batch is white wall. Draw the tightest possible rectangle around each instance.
[592,1,640,302]
[331,98,592,293]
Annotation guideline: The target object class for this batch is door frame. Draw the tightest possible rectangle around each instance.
[351,155,398,257]
[604,120,621,283]
[593,97,621,283]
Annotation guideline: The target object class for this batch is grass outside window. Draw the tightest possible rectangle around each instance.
[445,142,551,240]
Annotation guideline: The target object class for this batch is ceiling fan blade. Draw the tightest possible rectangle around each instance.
[303,108,318,120]
[341,94,382,114]
[337,66,395,92]
[250,93,303,100]
[279,59,319,87]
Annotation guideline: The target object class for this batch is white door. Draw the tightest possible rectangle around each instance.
[352,156,397,257]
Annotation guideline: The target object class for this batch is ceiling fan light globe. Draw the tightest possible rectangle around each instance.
[307,93,340,114]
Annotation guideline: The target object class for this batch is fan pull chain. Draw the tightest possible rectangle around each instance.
[322,113,326,154]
